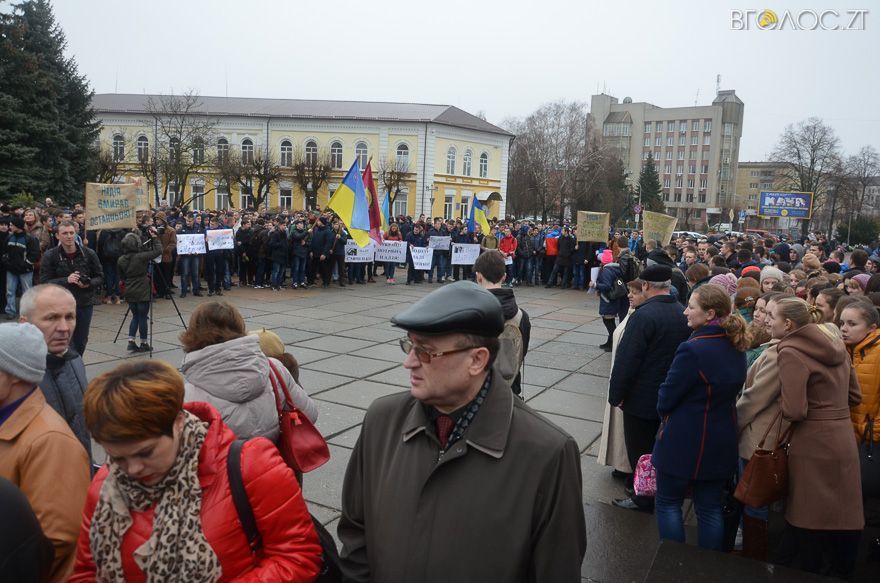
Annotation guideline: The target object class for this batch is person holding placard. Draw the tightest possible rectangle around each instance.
[451,224,475,282]
[178,215,204,298]
[405,223,427,285]
[499,227,518,286]
[205,217,227,297]
[383,223,404,284]
[427,218,449,284]
[323,220,348,288]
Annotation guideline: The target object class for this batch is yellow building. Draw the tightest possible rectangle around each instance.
[93,94,513,219]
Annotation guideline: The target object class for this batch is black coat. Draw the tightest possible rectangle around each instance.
[0,477,55,582]
[39,244,104,308]
[555,235,576,266]
[289,228,310,258]
[117,234,162,303]
[267,229,288,264]
[310,225,333,256]
[1,232,40,274]
[608,294,691,420]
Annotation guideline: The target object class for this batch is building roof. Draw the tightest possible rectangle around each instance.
[91,94,514,137]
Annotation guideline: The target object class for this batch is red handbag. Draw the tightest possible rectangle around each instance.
[267,360,330,473]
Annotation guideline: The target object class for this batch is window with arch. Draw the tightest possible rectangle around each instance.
[217,138,229,163]
[305,140,318,166]
[396,143,409,170]
[193,138,204,165]
[355,142,368,169]
[280,140,293,167]
[446,146,456,175]
[241,138,254,165]
[136,136,149,163]
[169,137,181,163]
[330,141,343,169]
[112,135,125,162]
[216,180,230,210]
[462,150,473,176]
[479,152,488,178]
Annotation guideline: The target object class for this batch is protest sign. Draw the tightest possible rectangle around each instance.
[177,234,207,255]
[206,229,234,251]
[129,176,151,212]
[642,210,678,246]
[504,256,513,265]
[84,183,138,230]
[428,236,451,250]
[375,240,407,263]
[344,240,376,263]
[410,247,434,270]
[575,211,610,242]
[451,243,480,265]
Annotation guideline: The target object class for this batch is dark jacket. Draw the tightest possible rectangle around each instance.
[117,234,162,303]
[338,373,586,583]
[96,229,127,264]
[488,288,531,395]
[330,229,349,256]
[267,228,289,264]
[515,233,535,258]
[0,476,55,583]
[554,234,576,266]
[235,226,253,260]
[596,263,628,317]
[39,244,104,308]
[405,230,427,248]
[289,228,310,258]
[608,294,691,419]
[647,249,688,305]
[249,226,268,259]
[39,351,92,461]
[1,231,40,274]
[310,224,333,257]
[652,325,745,480]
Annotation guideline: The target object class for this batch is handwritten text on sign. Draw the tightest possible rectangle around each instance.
[177,234,207,255]
[451,244,480,265]
[344,240,377,263]
[85,183,138,229]
[375,240,408,263]
[428,236,451,250]
[410,247,434,270]
[206,229,234,251]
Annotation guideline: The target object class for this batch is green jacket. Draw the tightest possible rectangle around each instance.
[117,234,162,303]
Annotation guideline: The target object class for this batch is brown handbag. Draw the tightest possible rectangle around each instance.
[734,409,793,507]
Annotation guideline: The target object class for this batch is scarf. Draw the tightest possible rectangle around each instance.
[89,411,222,583]
[440,372,492,457]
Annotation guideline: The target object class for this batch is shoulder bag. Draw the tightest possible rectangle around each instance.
[734,409,793,507]
[267,360,330,473]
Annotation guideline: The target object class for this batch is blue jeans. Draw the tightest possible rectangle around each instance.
[573,263,586,289]
[5,271,33,316]
[656,471,727,551]
[179,255,201,293]
[103,261,120,297]
[223,259,232,289]
[271,262,285,288]
[255,258,268,287]
[128,301,150,341]
[385,261,396,278]
[430,253,448,281]
[72,305,93,356]
[291,255,307,285]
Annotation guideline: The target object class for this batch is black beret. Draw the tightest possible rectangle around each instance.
[391,281,504,337]
[641,264,672,282]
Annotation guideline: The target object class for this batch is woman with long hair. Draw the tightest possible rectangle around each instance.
[383,222,403,284]
[652,284,750,550]
[839,297,880,445]
[71,360,321,581]
[768,297,863,579]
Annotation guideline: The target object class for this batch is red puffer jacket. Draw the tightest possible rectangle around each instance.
[70,402,321,582]
[499,234,518,257]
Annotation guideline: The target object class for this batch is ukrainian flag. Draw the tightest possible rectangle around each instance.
[328,160,371,247]
[468,197,491,235]
[381,193,390,231]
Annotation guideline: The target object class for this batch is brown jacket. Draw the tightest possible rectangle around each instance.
[0,389,91,583]
[338,373,587,583]
[778,323,864,530]
[158,222,177,263]
[737,340,789,459]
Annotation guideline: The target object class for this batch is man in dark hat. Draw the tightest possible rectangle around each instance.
[338,281,586,582]
[607,264,690,512]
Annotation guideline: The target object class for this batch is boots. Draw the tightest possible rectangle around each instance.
[741,514,768,562]
[599,317,616,351]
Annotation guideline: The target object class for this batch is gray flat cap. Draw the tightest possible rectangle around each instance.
[391,281,504,337]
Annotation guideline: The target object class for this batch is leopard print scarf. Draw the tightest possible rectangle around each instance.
[89,411,222,582]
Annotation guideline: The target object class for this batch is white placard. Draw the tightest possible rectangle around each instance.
[206,228,234,251]
[375,240,408,263]
[590,267,600,284]
[344,240,376,263]
[451,243,480,265]
[177,234,206,255]
[428,236,451,250]
[410,246,434,270]
[504,256,513,265]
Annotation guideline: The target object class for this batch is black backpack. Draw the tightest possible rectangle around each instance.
[227,439,342,582]
[619,253,642,283]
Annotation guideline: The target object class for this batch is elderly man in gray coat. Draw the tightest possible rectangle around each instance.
[338,281,587,582]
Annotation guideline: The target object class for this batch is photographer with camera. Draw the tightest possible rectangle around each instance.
[39,220,103,356]
[118,226,162,352]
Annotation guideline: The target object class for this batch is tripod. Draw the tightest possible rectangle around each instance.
[114,259,187,356]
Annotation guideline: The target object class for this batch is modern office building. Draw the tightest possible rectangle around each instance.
[92,94,513,219]
[735,161,789,231]
[589,90,744,230]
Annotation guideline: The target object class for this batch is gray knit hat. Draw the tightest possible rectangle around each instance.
[0,323,47,384]
[760,266,786,285]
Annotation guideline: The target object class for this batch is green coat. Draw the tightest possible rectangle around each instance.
[117,234,162,303]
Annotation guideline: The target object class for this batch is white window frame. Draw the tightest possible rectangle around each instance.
[396,143,410,171]
[216,180,230,210]
[355,142,368,169]
[136,135,149,162]
[279,187,292,209]
[460,192,471,219]
[704,120,712,132]
[330,141,343,169]
[446,146,456,175]
[655,136,662,146]
[644,122,652,133]
[692,121,699,132]
[678,150,685,160]
[393,189,409,218]
[241,138,254,165]
[190,180,205,211]
[644,137,650,147]
[305,140,318,166]
[280,140,293,167]
[443,194,454,220]
[192,138,204,165]
[217,137,229,163]
[665,150,673,160]
[240,178,254,209]
[703,134,711,145]
[479,152,488,178]
[679,121,687,133]
[462,149,473,176]
[112,135,125,162]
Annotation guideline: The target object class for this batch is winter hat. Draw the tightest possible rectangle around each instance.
[641,264,673,282]
[10,216,24,230]
[0,323,47,384]
[600,249,614,265]
[741,265,761,277]
[760,266,785,285]
[801,253,822,271]
[852,273,872,291]
[249,328,285,359]
[709,273,738,298]
[822,260,841,274]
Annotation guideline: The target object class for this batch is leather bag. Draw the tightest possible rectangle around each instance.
[859,414,880,499]
[267,360,330,473]
[734,409,792,507]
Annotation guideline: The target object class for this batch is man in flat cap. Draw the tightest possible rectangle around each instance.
[608,264,690,512]
[338,281,586,582]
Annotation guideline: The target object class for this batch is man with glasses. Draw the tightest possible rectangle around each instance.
[338,281,586,582]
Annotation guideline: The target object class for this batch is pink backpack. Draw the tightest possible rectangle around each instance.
[633,454,657,497]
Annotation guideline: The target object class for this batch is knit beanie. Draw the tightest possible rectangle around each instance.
[708,273,738,298]
[249,328,285,359]
[600,249,614,265]
[760,266,785,285]
[802,253,821,271]
[853,273,872,291]
[0,323,47,384]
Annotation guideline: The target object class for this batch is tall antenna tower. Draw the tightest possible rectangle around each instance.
[716,74,721,95]
[694,88,700,106]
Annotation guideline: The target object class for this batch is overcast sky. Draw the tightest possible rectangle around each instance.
[50,0,877,161]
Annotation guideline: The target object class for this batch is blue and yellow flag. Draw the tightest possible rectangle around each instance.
[468,197,491,235]
[327,160,371,247]
[381,193,390,231]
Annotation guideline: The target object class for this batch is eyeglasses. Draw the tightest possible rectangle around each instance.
[398,337,479,364]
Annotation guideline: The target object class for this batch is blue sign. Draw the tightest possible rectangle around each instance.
[758,191,813,219]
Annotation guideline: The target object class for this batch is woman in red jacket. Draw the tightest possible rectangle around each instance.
[498,227,518,286]
[71,360,321,583]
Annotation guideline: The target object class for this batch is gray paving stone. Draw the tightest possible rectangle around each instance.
[286,346,336,365]
[364,365,410,388]
[302,444,351,511]
[295,319,365,335]
[533,340,606,358]
[317,380,407,410]
[263,327,322,344]
[320,299,394,314]
[519,365,571,388]
[530,318,582,331]
[553,373,610,398]
[524,351,584,372]
[278,307,349,320]
[327,425,363,449]
[527,388,606,422]
[297,369,354,394]
[308,502,341,527]
[555,331,610,346]
[539,412,603,454]
[326,313,388,327]
[339,325,402,343]
[305,355,398,382]
[350,342,405,363]
[313,401,367,438]
[294,336,376,354]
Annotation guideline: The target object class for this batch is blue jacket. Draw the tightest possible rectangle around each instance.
[651,325,746,481]
[596,263,628,316]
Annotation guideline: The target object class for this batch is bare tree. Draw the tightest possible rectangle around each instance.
[378,155,410,211]
[93,143,123,184]
[846,145,880,218]
[292,147,331,210]
[215,147,282,210]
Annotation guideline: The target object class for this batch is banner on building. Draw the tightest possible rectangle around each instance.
[206,229,234,251]
[642,210,678,246]
[575,211,610,242]
[177,234,207,255]
[344,240,376,263]
[758,191,814,219]
[374,240,407,263]
[451,243,481,265]
[84,183,138,230]
[128,176,151,212]
[410,246,434,270]
[428,236,451,250]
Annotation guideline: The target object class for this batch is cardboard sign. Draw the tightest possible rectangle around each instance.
[428,236,451,250]
[504,256,513,266]
[576,211,610,242]
[410,246,434,270]
[451,243,480,265]
[375,240,408,263]
[177,234,207,255]
[206,228,234,250]
[84,183,138,230]
[344,240,376,263]
[129,176,151,212]
[642,211,678,246]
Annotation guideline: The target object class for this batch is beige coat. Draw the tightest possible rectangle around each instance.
[736,340,790,459]
[598,311,632,472]
[0,389,91,583]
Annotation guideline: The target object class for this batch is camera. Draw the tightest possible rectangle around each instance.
[157,225,166,235]
[77,272,91,286]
